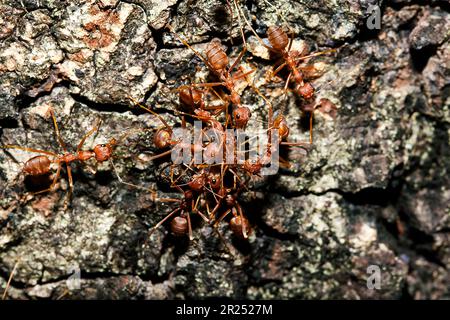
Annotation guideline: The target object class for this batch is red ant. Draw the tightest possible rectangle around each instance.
[147,189,209,240]
[167,25,254,129]
[233,111,310,177]
[1,108,117,204]
[145,166,225,240]
[127,96,194,163]
[160,161,251,240]
[234,1,339,141]
[178,86,206,113]
[235,1,336,98]
[209,180,251,239]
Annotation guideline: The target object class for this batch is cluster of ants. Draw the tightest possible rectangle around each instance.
[0,1,338,243]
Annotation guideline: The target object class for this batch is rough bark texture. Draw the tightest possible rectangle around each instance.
[0,0,449,299]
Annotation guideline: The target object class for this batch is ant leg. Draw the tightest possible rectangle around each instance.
[111,158,159,195]
[192,196,210,222]
[294,47,340,63]
[205,184,222,203]
[287,28,295,52]
[148,207,181,236]
[282,72,293,97]
[214,208,232,227]
[209,86,225,103]
[64,163,74,207]
[127,96,172,130]
[196,209,210,223]
[270,62,288,80]
[77,118,101,152]
[213,226,239,258]
[0,145,57,157]
[167,25,214,71]
[207,200,221,220]
[206,87,229,114]
[231,69,255,82]
[280,141,311,149]
[228,168,249,192]
[109,159,166,202]
[233,0,275,51]
[147,149,172,161]
[186,211,193,240]
[241,62,274,124]
[227,0,247,73]
[170,158,196,188]
[236,203,248,239]
[191,82,225,88]
[32,162,62,195]
[48,108,67,152]
[110,158,179,203]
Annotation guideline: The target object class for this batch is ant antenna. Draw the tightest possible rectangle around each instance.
[127,96,172,131]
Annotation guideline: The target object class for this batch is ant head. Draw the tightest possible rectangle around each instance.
[208,172,221,190]
[298,83,315,99]
[267,26,289,51]
[93,143,113,162]
[225,193,236,207]
[154,128,172,149]
[170,216,188,237]
[233,106,251,128]
[188,174,205,191]
[179,87,203,110]
[244,158,262,174]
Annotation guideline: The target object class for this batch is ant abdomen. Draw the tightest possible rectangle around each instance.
[153,129,172,149]
[233,106,251,128]
[230,215,250,239]
[23,155,51,176]
[171,216,188,237]
[206,42,228,71]
[179,87,203,111]
[267,26,289,51]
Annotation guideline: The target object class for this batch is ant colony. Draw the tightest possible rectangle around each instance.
[0,0,340,244]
